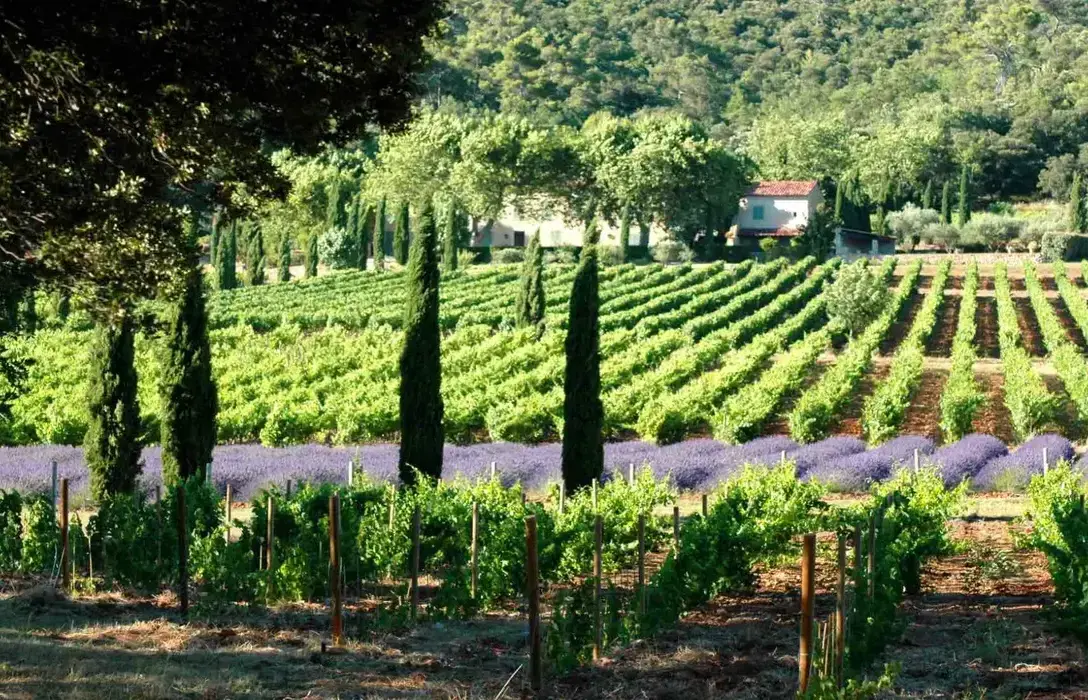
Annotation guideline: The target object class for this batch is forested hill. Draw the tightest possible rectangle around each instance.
[422,0,1088,198]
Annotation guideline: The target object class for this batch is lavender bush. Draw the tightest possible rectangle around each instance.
[804,436,936,491]
[973,434,1074,492]
[929,433,1008,487]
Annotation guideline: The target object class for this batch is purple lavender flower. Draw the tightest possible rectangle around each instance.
[804,436,936,491]
[787,437,867,479]
[973,434,1074,492]
[930,434,1008,487]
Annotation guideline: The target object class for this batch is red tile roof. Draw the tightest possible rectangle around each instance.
[744,180,819,197]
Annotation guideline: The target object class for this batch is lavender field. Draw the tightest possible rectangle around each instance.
[0,433,1079,502]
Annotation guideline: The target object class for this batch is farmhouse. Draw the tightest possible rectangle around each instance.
[730,180,895,257]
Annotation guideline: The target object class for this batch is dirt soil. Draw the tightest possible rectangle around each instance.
[1050,296,1088,349]
[881,293,925,356]
[1014,297,1048,357]
[831,364,892,437]
[900,369,947,442]
[975,297,1001,359]
[974,372,1017,445]
[926,295,960,358]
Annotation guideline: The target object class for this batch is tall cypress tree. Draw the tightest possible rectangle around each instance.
[374,197,386,271]
[160,262,218,487]
[398,201,443,484]
[326,180,346,231]
[394,201,410,265]
[247,223,266,285]
[217,220,238,290]
[941,181,953,225]
[443,204,459,273]
[1070,172,1085,233]
[358,203,373,270]
[833,181,845,223]
[305,233,318,278]
[561,220,603,493]
[618,203,631,262]
[85,313,142,501]
[922,179,934,210]
[279,235,292,282]
[516,231,545,329]
[209,215,220,266]
[958,165,971,227]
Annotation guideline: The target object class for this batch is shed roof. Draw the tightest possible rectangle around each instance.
[744,180,819,197]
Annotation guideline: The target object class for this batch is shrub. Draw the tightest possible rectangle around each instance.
[597,245,626,266]
[826,260,888,338]
[651,240,692,263]
[317,226,357,269]
[886,204,940,244]
[960,213,1024,251]
[494,247,525,264]
[1041,231,1070,262]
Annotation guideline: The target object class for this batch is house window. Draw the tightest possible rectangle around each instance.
[753,205,765,221]
[513,230,526,247]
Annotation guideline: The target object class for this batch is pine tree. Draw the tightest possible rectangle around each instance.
[1070,172,1085,233]
[922,179,934,210]
[85,313,142,501]
[160,263,218,487]
[958,165,971,227]
[443,204,458,273]
[247,223,266,285]
[398,201,443,485]
[279,235,292,282]
[941,181,953,225]
[217,220,238,290]
[374,197,386,271]
[561,220,603,493]
[618,203,631,262]
[394,201,410,265]
[305,233,318,278]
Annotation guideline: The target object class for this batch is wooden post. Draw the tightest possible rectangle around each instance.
[526,515,541,692]
[155,485,163,571]
[913,448,920,470]
[347,459,354,488]
[286,479,292,498]
[329,494,343,645]
[701,493,708,517]
[1043,447,1049,475]
[799,533,816,693]
[388,488,396,531]
[224,484,233,544]
[60,478,69,591]
[835,536,846,687]
[780,450,787,466]
[628,463,635,485]
[267,495,275,599]
[867,515,877,601]
[822,618,833,678]
[672,505,680,552]
[470,501,479,600]
[593,515,603,662]
[411,506,421,621]
[558,481,565,515]
[177,485,189,616]
[637,514,646,616]
[155,485,161,503]
[490,461,496,481]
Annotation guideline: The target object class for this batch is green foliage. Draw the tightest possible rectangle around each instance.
[1070,172,1085,234]
[393,202,410,266]
[19,493,58,574]
[373,198,387,271]
[217,221,238,291]
[399,201,444,484]
[246,223,266,286]
[940,180,952,225]
[562,226,603,492]
[0,490,21,570]
[940,262,984,441]
[825,261,888,339]
[304,233,318,278]
[160,265,218,486]
[958,165,972,228]
[515,231,545,332]
[85,315,142,501]
[442,205,458,273]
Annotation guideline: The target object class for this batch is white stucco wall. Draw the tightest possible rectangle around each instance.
[735,191,823,231]
[474,210,670,248]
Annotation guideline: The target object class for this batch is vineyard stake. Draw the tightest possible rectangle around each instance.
[822,618,833,679]
[913,448,920,470]
[637,514,646,616]
[628,463,634,485]
[50,460,57,515]
[155,486,163,571]
[593,514,603,662]
[155,485,161,503]
[60,478,69,591]
[347,459,354,488]
[799,532,816,693]
[411,506,421,621]
[701,493,708,517]
[835,535,846,687]
[1043,447,1049,475]
[592,479,598,511]
[177,485,189,617]
[388,486,396,531]
[267,495,275,600]
[470,501,479,600]
[490,461,496,480]
[780,450,786,467]
[672,506,680,553]
[286,479,292,498]
[224,484,232,544]
[329,493,343,645]
[526,515,541,692]
[867,515,877,602]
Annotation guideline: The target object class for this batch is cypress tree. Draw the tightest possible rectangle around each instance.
[833,182,844,223]
[217,220,238,290]
[561,220,603,493]
[160,263,218,487]
[941,181,953,225]
[516,231,545,330]
[209,215,220,266]
[874,181,892,236]
[443,204,458,273]
[247,223,266,285]
[305,233,318,278]
[326,180,346,231]
[922,179,934,210]
[398,201,443,484]
[358,203,373,270]
[618,203,631,262]
[394,201,410,265]
[279,235,292,282]
[1070,172,1085,233]
[958,165,971,227]
[85,313,141,501]
[57,291,70,323]
[374,197,386,271]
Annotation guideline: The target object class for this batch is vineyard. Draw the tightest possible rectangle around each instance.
[13,258,1088,460]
